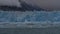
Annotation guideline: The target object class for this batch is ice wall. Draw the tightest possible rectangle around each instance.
[0,11,60,28]
[0,11,60,24]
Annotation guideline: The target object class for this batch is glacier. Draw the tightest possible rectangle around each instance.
[0,11,59,22]
[0,11,60,28]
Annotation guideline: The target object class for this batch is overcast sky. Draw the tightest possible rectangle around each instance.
[22,0,60,10]
[0,0,21,7]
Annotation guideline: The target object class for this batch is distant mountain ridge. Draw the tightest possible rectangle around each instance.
[0,0,45,11]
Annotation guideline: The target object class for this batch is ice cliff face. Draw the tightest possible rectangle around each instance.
[0,11,60,24]
[0,11,60,28]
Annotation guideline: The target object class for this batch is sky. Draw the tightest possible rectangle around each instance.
[0,0,21,7]
[22,0,60,10]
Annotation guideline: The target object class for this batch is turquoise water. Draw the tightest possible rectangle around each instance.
[0,11,60,23]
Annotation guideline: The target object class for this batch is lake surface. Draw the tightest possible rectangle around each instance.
[0,26,60,34]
